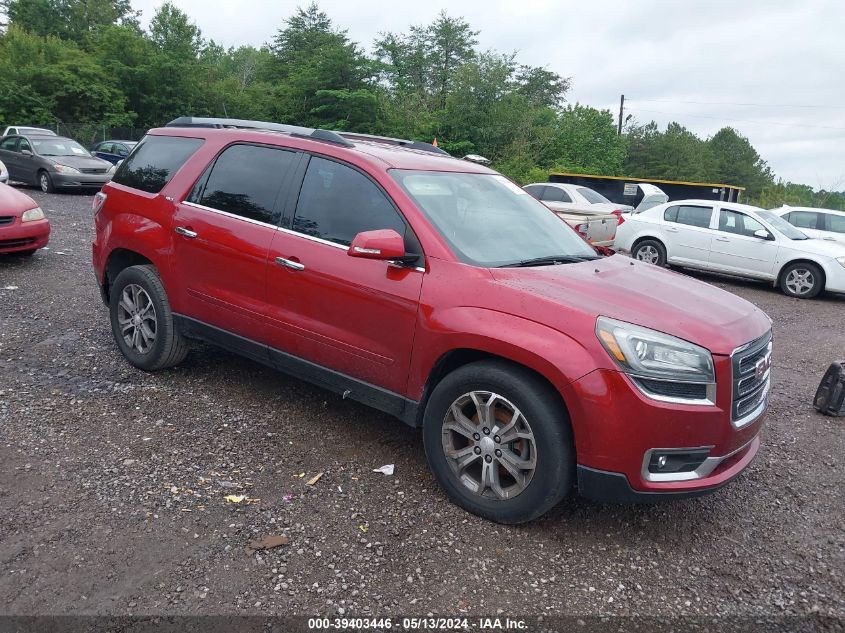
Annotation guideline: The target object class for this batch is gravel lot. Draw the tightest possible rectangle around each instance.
[0,189,843,623]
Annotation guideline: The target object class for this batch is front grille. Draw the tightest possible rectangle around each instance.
[731,331,772,425]
[80,167,108,174]
[0,237,35,248]
[0,216,14,226]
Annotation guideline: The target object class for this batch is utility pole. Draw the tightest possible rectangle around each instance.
[617,94,625,135]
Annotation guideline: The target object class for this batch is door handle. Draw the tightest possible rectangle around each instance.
[666,227,680,233]
[715,237,730,242]
[275,256,305,271]
[175,226,198,238]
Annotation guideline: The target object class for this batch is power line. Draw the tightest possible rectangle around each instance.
[626,107,845,132]
[629,98,845,110]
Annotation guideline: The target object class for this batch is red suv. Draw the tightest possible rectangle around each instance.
[92,117,772,523]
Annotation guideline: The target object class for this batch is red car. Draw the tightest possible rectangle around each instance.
[0,183,50,255]
[92,118,772,523]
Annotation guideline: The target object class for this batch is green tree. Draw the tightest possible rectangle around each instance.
[707,127,773,198]
[624,121,717,182]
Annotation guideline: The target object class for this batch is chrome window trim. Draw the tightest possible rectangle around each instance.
[629,377,716,407]
[641,435,756,483]
[182,200,279,230]
[181,202,426,273]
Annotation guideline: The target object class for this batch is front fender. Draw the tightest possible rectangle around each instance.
[408,305,602,403]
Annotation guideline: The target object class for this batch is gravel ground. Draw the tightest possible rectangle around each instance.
[0,189,843,623]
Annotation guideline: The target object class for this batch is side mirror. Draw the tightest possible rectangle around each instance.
[348,229,406,260]
[753,229,773,240]
[21,149,32,157]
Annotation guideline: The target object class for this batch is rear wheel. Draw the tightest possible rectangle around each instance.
[632,239,666,266]
[422,360,574,524]
[38,170,55,193]
[109,265,189,370]
[780,262,823,299]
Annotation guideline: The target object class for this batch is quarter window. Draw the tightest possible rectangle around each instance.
[113,135,204,194]
[198,144,297,225]
[718,210,766,237]
[665,205,712,227]
[292,156,406,246]
[788,210,820,230]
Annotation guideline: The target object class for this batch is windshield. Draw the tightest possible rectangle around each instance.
[390,170,598,267]
[577,187,612,204]
[758,209,809,240]
[31,138,91,157]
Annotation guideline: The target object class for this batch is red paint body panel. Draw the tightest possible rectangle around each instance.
[92,126,773,498]
[0,183,50,253]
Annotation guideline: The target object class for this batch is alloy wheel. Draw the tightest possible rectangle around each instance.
[636,245,659,264]
[117,283,157,354]
[40,173,49,193]
[785,268,815,296]
[441,391,537,500]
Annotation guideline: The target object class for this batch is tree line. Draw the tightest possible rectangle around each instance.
[0,0,841,208]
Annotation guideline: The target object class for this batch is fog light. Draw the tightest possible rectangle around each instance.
[648,449,709,474]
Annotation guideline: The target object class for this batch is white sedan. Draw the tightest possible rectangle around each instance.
[773,205,845,243]
[615,199,845,299]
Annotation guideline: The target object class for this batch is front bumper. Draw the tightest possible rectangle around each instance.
[52,172,111,189]
[561,355,767,501]
[0,217,50,253]
[577,435,760,503]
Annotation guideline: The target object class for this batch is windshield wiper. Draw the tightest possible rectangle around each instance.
[499,255,601,268]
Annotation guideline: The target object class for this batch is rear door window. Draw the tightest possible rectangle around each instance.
[195,144,298,225]
[542,187,573,203]
[113,135,203,194]
[292,156,407,246]
[667,205,713,228]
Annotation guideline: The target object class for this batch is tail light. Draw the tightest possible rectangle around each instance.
[574,223,589,237]
[612,210,625,225]
[93,191,107,214]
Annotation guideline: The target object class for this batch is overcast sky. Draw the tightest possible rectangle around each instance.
[134,0,845,189]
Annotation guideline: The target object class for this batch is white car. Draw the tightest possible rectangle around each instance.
[615,199,845,299]
[0,159,7,184]
[773,205,845,243]
[2,126,56,137]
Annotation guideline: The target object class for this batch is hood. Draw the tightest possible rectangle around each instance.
[47,154,111,169]
[491,255,771,355]
[0,182,39,216]
[783,237,845,258]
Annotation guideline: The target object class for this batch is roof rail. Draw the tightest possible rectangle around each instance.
[165,117,354,148]
[336,132,450,156]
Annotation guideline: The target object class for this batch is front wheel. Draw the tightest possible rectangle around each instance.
[38,170,55,193]
[632,239,667,266]
[780,262,823,299]
[422,360,574,524]
[109,265,189,370]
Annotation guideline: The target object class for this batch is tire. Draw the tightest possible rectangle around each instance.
[632,238,667,266]
[109,264,189,370]
[422,360,574,524]
[38,170,55,193]
[780,261,823,299]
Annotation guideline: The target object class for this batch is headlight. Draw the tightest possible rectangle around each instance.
[0,159,7,174]
[54,164,80,174]
[107,163,116,174]
[837,256,845,268]
[596,316,715,383]
[21,207,45,222]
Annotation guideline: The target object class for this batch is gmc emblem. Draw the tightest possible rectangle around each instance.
[755,354,771,380]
